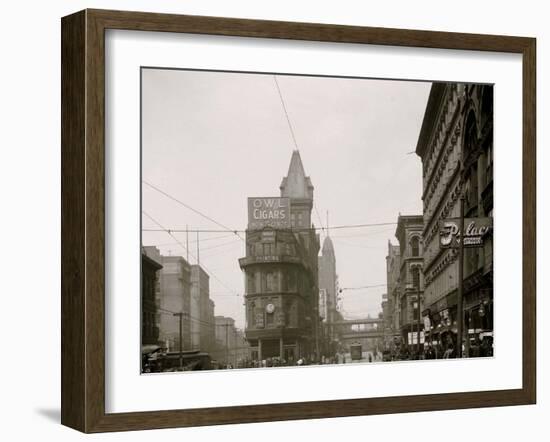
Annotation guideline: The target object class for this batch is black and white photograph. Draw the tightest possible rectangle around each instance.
[140,68,494,373]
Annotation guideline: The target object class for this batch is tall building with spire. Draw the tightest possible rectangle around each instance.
[240,150,320,363]
[318,234,342,356]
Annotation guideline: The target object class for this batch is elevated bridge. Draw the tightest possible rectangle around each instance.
[340,330,385,340]
[329,317,387,347]
[331,318,384,327]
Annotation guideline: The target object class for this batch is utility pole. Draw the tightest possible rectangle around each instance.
[417,291,422,355]
[196,231,200,265]
[196,231,201,352]
[457,195,465,358]
[186,225,189,262]
[225,323,229,367]
[173,312,184,369]
[314,305,320,362]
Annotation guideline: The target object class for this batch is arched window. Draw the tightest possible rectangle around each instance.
[410,236,420,257]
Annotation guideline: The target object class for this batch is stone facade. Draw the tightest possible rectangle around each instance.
[415,83,494,351]
[395,215,424,348]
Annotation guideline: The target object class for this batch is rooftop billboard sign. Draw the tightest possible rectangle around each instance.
[247,197,291,230]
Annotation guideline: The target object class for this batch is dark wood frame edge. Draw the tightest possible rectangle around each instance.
[61,8,536,433]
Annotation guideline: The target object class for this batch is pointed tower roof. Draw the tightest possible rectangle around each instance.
[280,150,314,199]
[322,235,335,256]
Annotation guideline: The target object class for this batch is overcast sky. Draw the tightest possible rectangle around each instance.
[142,68,431,329]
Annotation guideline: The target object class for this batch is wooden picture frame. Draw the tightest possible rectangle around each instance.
[61,9,536,433]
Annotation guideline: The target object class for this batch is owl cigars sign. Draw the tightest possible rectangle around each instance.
[439,217,493,249]
[248,197,290,230]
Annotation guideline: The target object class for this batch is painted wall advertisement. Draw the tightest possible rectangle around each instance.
[248,197,290,230]
[439,217,493,249]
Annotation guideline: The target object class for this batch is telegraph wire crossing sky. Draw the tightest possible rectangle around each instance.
[141,68,431,329]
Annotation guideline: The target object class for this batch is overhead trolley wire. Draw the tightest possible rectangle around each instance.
[143,180,244,241]
[339,283,387,292]
[273,75,299,151]
[143,221,397,234]
[142,211,241,298]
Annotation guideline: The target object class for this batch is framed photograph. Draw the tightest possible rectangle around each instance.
[61,9,536,433]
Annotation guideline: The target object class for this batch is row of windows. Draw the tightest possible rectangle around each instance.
[247,241,297,257]
[246,268,307,294]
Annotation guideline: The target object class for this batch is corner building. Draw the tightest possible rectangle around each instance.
[416,83,494,351]
[240,151,320,363]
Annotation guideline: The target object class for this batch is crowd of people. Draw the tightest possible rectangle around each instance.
[234,354,344,369]
[386,335,494,361]
[143,336,495,372]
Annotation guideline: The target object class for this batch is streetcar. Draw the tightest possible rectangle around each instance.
[160,350,214,371]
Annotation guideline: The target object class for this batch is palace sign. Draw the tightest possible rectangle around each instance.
[439,217,493,249]
[248,197,290,230]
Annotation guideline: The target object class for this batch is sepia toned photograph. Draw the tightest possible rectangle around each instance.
[140,68,494,373]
